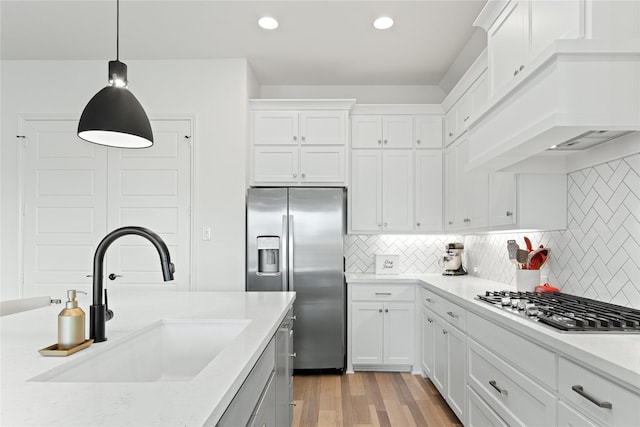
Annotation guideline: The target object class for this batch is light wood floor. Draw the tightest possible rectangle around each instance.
[292,372,463,427]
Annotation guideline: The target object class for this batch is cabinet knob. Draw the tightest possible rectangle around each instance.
[463,218,471,223]
[383,140,388,144]
[290,352,297,358]
[301,136,306,141]
[378,309,383,313]
[427,318,433,323]
[293,173,297,178]
[289,315,297,320]
[378,140,382,145]
[506,211,513,217]
[448,132,454,137]
[425,298,434,303]
[293,135,297,141]
[416,139,421,144]
[383,222,388,227]
[301,173,306,178]
[442,329,448,335]
[514,69,519,76]
[384,308,389,313]
[463,116,470,122]
[519,64,525,71]
[416,222,421,227]
[290,402,297,407]
[446,311,459,319]
[448,221,453,225]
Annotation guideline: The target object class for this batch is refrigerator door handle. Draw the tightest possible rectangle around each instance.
[288,215,294,291]
[281,215,288,291]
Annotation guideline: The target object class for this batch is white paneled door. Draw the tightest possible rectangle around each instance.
[21,119,192,297]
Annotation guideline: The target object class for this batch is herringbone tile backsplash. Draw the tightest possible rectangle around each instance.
[345,153,640,308]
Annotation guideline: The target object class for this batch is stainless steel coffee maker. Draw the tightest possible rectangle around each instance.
[441,243,467,276]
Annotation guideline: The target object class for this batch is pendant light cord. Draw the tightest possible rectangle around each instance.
[116,0,119,60]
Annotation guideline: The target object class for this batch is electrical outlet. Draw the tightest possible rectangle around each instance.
[202,226,211,241]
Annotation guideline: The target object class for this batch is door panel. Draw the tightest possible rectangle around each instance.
[106,120,191,290]
[22,118,191,297]
[22,120,108,296]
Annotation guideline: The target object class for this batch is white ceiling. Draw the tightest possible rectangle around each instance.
[0,0,488,86]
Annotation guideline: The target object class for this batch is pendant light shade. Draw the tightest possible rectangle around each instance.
[77,0,153,148]
[78,83,153,149]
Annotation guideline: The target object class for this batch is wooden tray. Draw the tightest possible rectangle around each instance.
[38,339,94,356]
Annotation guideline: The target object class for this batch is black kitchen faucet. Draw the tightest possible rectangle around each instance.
[89,226,175,342]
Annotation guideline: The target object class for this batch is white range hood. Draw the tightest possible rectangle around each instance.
[467,39,640,173]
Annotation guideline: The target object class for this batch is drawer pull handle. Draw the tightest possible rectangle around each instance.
[375,292,392,296]
[489,380,508,396]
[290,352,297,358]
[446,311,458,319]
[425,298,434,303]
[572,385,612,409]
[290,401,297,407]
[290,315,297,320]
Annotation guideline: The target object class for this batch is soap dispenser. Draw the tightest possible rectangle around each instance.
[58,290,87,350]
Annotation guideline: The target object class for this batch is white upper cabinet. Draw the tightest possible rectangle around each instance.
[351,115,413,149]
[487,0,582,95]
[250,100,354,186]
[444,71,488,146]
[415,150,443,232]
[414,115,443,149]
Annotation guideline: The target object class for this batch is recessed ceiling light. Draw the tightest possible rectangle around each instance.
[258,16,279,30]
[373,16,394,30]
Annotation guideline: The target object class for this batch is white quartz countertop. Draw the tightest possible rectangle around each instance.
[0,289,295,426]
[346,273,640,394]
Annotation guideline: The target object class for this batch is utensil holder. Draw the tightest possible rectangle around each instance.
[515,269,541,292]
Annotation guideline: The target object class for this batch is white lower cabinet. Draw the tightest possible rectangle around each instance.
[348,284,415,372]
[420,287,466,423]
[558,357,640,427]
[467,386,508,427]
[557,401,600,427]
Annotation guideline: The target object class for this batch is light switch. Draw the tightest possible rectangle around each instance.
[202,226,211,241]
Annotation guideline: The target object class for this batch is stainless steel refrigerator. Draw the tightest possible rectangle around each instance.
[246,187,346,372]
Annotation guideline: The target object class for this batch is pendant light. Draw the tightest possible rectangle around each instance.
[78,0,153,148]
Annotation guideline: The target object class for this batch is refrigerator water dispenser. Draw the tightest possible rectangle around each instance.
[257,236,280,274]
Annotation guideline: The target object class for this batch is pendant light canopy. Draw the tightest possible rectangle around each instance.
[77,0,153,148]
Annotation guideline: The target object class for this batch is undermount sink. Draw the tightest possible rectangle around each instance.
[31,318,250,383]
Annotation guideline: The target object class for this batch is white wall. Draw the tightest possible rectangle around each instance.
[259,85,446,104]
[1,59,251,298]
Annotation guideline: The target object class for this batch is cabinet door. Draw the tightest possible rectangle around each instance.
[446,325,466,422]
[351,116,382,149]
[248,373,276,427]
[351,150,383,232]
[445,107,458,146]
[382,116,413,148]
[457,139,489,229]
[275,319,292,427]
[456,94,473,134]
[444,145,457,230]
[415,150,443,232]
[383,302,414,365]
[299,146,345,184]
[489,172,517,227]
[488,0,528,95]
[470,72,489,115]
[432,319,447,395]
[421,309,436,378]
[253,146,299,183]
[299,111,346,145]
[414,115,443,149]
[253,111,299,145]
[382,150,414,231]
[351,302,384,365]
[530,0,581,60]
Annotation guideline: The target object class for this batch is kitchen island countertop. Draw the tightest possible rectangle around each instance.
[0,289,295,426]
[346,272,640,394]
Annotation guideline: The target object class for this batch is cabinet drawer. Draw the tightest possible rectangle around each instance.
[351,284,415,302]
[468,340,556,427]
[467,386,508,427]
[420,287,466,331]
[467,311,555,388]
[558,357,639,427]
[558,401,600,427]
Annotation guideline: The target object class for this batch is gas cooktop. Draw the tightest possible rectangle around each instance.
[477,291,640,333]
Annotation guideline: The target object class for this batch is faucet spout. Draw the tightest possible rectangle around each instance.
[90,226,175,342]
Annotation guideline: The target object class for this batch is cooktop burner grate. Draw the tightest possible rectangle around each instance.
[477,291,640,332]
